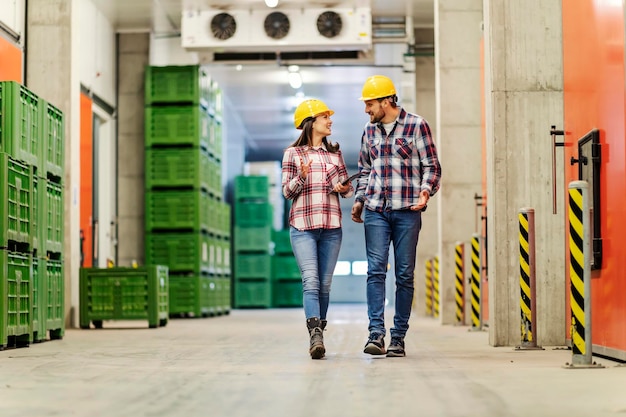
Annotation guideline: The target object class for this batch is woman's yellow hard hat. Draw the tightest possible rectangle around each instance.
[293,99,334,129]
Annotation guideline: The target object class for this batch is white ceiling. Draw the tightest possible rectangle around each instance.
[93,0,434,164]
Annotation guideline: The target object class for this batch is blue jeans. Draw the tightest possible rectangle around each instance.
[364,209,422,338]
[290,227,342,320]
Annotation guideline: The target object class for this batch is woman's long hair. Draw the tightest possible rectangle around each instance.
[288,117,340,153]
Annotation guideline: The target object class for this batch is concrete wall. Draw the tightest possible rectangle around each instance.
[483,0,565,346]
[434,0,483,325]
[117,33,149,267]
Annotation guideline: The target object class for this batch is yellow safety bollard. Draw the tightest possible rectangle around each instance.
[564,181,603,368]
[516,208,543,350]
[454,242,465,325]
[425,258,433,316]
[469,233,482,331]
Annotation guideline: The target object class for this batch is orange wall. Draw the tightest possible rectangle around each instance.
[563,0,626,352]
[0,35,22,82]
[80,93,94,268]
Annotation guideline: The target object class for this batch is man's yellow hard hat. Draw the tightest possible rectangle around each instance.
[359,75,396,101]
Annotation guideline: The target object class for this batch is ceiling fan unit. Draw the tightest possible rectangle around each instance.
[316,11,343,38]
[182,7,372,53]
[264,11,291,40]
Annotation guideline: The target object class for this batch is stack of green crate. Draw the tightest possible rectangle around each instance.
[271,229,303,307]
[233,175,273,308]
[0,81,65,349]
[144,65,231,318]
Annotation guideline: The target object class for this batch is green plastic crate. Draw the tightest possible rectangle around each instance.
[41,100,64,180]
[272,229,293,255]
[272,280,303,308]
[144,65,210,105]
[168,273,217,317]
[145,232,211,273]
[219,239,231,275]
[234,254,271,280]
[234,201,272,227]
[218,276,231,314]
[208,156,222,197]
[31,257,45,342]
[44,180,63,254]
[144,105,210,149]
[217,201,231,239]
[145,147,211,191]
[271,255,301,280]
[234,225,271,253]
[0,152,33,246]
[31,176,41,252]
[45,258,64,339]
[0,250,32,349]
[234,175,269,200]
[79,265,169,329]
[233,279,271,309]
[145,189,211,232]
[0,81,43,168]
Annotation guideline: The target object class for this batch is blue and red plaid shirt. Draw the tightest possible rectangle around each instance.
[355,107,441,211]
[282,145,354,230]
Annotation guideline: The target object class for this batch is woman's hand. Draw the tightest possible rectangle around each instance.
[333,182,350,194]
[300,157,312,179]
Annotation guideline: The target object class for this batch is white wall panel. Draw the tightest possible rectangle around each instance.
[79,0,116,105]
[0,0,24,41]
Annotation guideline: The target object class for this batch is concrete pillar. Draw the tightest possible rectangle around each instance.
[414,54,437,317]
[483,0,565,346]
[117,33,150,267]
[434,1,483,324]
[26,0,81,327]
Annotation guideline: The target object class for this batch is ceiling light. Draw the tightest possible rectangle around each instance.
[287,65,302,89]
[288,72,302,89]
[265,0,279,7]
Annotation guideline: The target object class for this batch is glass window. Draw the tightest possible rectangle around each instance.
[334,261,351,276]
[351,261,368,275]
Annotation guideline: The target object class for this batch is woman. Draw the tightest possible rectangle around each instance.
[281,99,353,359]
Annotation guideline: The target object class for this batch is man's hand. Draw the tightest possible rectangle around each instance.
[351,201,364,223]
[410,190,430,211]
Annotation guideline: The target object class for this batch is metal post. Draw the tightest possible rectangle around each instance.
[469,233,482,331]
[454,242,465,325]
[425,258,433,316]
[433,256,440,319]
[516,208,543,350]
[564,181,603,368]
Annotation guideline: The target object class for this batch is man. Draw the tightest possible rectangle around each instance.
[351,75,442,357]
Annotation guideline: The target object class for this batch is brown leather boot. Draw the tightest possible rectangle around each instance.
[306,317,325,359]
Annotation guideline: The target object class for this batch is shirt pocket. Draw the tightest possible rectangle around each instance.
[394,138,413,159]
[368,137,381,160]
[325,163,339,191]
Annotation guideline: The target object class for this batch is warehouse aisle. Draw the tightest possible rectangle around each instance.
[0,304,624,417]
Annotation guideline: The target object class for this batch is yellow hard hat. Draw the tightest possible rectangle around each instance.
[359,75,396,101]
[293,99,334,129]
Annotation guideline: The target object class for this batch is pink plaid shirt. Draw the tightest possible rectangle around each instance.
[282,145,354,230]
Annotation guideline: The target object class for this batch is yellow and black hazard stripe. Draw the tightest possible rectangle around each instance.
[569,187,585,356]
[454,243,464,324]
[519,212,533,342]
[433,256,440,318]
[470,235,481,328]
[425,259,433,316]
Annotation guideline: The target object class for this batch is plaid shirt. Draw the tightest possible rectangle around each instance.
[282,145,353,230]
[355,108,441,211]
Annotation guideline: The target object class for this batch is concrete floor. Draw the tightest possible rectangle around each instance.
[0,304,624,417]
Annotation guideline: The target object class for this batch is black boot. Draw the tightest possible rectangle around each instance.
[306,317,325,359]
